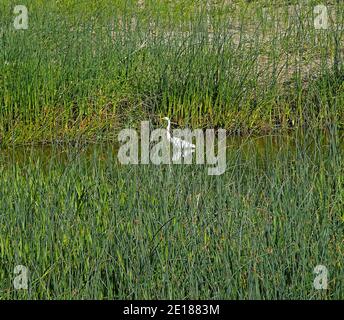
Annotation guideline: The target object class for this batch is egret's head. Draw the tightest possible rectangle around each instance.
[162,117,170,121]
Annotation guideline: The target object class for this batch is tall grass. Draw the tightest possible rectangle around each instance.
[0,0,343,145]
[0,129,343,299]
[0,0,343,300]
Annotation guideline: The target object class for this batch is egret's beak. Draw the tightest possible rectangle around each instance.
[161,117,177,124]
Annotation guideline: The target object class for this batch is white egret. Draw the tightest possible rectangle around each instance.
[162,117,195,161]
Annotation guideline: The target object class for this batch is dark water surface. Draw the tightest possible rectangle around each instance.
[0,130,342,169]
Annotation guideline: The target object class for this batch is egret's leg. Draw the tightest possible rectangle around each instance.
[172,149,182,162]
[183,148,195,157]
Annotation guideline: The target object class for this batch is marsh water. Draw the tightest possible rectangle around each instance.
[1,130,342,169]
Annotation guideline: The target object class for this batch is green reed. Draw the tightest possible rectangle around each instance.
[0,0,343,145]
[0,129,343,299]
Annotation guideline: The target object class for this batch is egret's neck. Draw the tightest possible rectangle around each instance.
[166,120,171,140]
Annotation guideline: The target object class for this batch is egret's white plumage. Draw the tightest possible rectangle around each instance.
[163,117,195,161]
